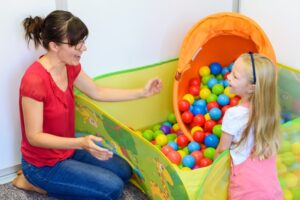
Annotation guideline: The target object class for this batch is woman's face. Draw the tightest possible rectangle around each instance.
[56,40,87,66]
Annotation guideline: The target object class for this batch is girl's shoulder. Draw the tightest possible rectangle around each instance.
[225,105,249,117]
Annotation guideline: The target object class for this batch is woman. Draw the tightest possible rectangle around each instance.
[13,10,162,200]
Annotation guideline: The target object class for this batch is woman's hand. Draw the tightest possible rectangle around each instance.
[80,135,113,160]
[142,78,163,97]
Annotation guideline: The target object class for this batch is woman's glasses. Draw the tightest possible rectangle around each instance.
[249,52,256,84]
[57,39,85,50]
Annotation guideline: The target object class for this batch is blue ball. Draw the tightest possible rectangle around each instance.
[228,63,234,71]
[163,121,172,127]
[204,134,219,148]
[193,99,207,108]
[209,107,222,120]
[191,106,206,115]
[207,78,218,89]
[182,155,195,168]
[168,141,178,150]
[221,67,230,75]
[223,79,229,87]
[209,62,222,75]
[188,141,201,152]
[217,94,230,106]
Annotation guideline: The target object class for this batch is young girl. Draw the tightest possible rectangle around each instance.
[215,53,283,199]
[13,10,162,199]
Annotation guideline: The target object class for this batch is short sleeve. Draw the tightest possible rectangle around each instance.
[20,73,47,101]
[222,107,246,136]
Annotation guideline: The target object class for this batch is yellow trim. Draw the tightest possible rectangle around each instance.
[278,63,300,73]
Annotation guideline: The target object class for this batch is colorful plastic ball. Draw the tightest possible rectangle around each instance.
[191,150,204,166]
[209,62,222,75]
[217,94,230,106]
[160,125,171,134]
[172,123,180,131]
[153,130,164,138]
[206,93,218,103]
[204,147,215,160]
[223,79,229,87]
[182,155,196,168]
[209,107,222,120]
[204,113,211,121]
[207,78,218,89]
[221,67,230,75]
[179,100,190,112]
[199,66,210,77]
[188,141,201,153]
[221,105,231,115]
[161,145,173,155]
[193,130,205,143]
[189,85,200,96]
[292,142,300,155]
[191,106,206,115]
[284,173,298,188]
[189,77,201,87]
[204,120,217,132]
[230,96,240,106]
[212,124,222,138]
[191,126,203,134]
[199,157,213,167]
[167,151,182,165]
[181,111,194,124]
[202,75,213,85]
[204,134,219,148]
[155,134,168,146]
[177,135,189,147]
[223,72,230,80]
[216,74,223,81]
[192,114,205,127]
[212,84,224,95]
[199,88,211,99]
[207,101,219,111]
[178,150,187,158]
[167,134,177,142]
[194,99,207,108]
[167,113,177,124]
[142,130,154,141]
[224,87,235,98]
[291,188,300,200]
[167,141,179,150]
[183,94,195,104]
[152,124,161,131]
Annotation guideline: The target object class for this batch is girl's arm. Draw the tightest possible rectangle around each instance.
[22,97,113,160]
[215,131,233,159]
[74,70,162,101]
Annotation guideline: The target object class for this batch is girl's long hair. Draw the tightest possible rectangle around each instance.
[235,53,281,160]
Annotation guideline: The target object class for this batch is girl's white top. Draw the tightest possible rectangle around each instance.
[222,106,254,165]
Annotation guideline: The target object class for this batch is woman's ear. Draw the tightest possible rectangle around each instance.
[247,84,256,94]
[48,41,59,52]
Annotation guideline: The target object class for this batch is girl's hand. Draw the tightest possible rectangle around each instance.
[80,135,113,160]
[143,78,163,97]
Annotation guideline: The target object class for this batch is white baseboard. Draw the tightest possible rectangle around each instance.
[0,164,21,184]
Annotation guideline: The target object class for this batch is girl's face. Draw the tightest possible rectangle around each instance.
[227,58,253,99]
[56,40,87,66]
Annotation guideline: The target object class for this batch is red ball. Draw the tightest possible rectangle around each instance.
[189,77,201,87]
[193,130,205,143]
[192,114,205,127]
[181,111,194,124]
[204,120,217,132]
[221,105,231,115]
[179,100,190,112]
[199,157,213,167]
[189,85,200,96]
[161,145,174,156]
[177,135,189,147]
[207,101,219,111]
[191,150,204,166]
[167,151,182,165]
[230,97,240,106]
[223,72,230,80]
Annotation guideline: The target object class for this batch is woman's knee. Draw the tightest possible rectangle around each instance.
[118,163,132,183]
[104,177,124,200]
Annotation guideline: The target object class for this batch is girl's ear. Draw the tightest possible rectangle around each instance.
[247,84,256,94]
[48,41,59,52]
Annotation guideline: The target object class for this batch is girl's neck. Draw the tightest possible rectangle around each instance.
[39,52,65,74]
[240,98,250,108]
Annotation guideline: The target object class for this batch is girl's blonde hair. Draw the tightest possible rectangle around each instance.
[235,53,281,160]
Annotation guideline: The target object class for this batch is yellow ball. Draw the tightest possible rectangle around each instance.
[183,94,195,104]
[191,126,203,134]
[199,88,211,99]
[205,113,211,120]
[199,66,210,77]
[181,167,192,171]
[283,189,293,200]
[224,87,235,98]
[155,134,168,146]
[172,123,180,131]
[284,173,298,188]
[178,150,187,158]
[292,142,300,155]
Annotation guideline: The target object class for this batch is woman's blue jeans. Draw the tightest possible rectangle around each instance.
[22,150,132,200]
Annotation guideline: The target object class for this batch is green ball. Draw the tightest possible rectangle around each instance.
[279,141,291,153]
[142,129,153,141]
[206,93,218,103]
[167,134,177,142]
[153,130,164,138]
[152,124,161,132]
[168,113,177,124]
[202,75,214,84]
[212,84,224,95]
[291,188,300,200]
[212,124,222,138]
[204,147,215,160]
[216,74,224,80]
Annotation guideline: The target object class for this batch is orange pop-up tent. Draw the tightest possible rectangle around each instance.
[173,12,276,141]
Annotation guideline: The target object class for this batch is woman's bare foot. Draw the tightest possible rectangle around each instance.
[12,173,47,195]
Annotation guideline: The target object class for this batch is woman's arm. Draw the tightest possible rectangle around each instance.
[74,70,162,101]
[22,97,113,160]
[215,131,233,159]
